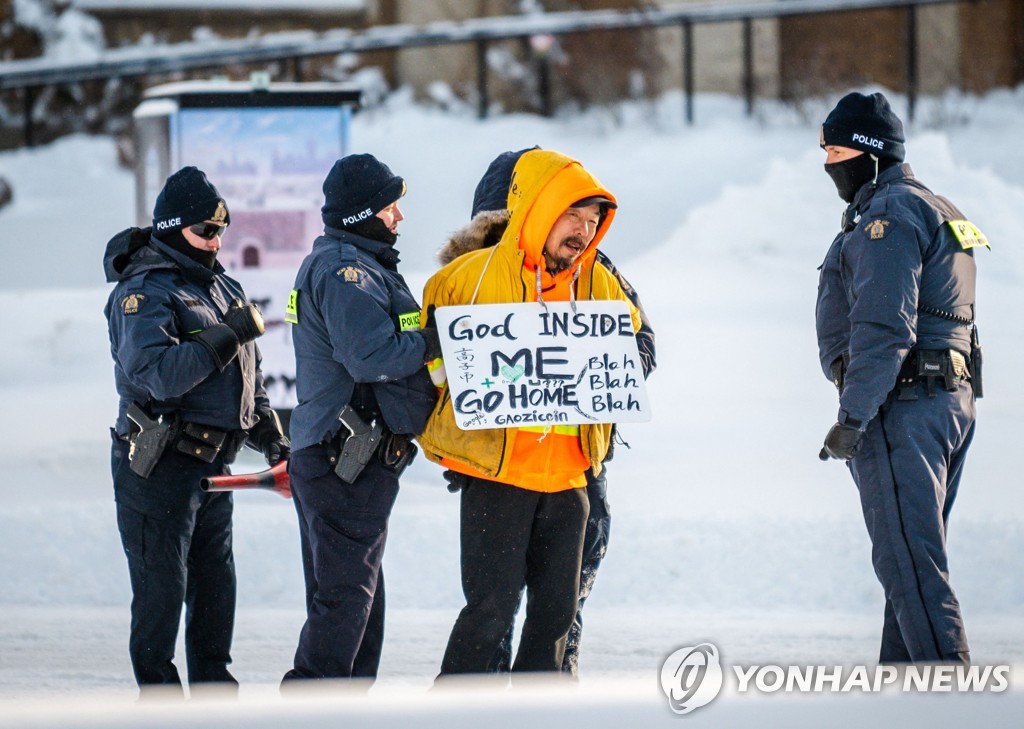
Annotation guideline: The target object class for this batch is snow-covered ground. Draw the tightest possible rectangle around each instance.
[1,88,1023,725]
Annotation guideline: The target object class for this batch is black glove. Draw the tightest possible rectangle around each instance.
[819,422,865,461]
[224,299,265,344]
[442,469,468,494]
[194,324,240,371]
[420,326,443,363]
[247,409,291,466]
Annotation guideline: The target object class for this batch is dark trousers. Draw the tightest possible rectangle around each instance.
[283,445,399,683]
[849,381,975,663]
[111,439,237,691]
[440,478,589,676]
[490,467,610,676]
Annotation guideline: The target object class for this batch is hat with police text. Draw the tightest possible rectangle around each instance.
[322,154,406,230]
[821,92,906,162]
[152,166,230,234]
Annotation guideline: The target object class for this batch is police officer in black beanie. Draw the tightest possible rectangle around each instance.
[103,166,289,695]
[820,91,907,203]
[815,92,989,664]
[282,154,437,687]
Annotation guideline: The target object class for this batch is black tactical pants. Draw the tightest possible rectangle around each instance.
[111,438,237,692]
[440,477,589,676]
[849,380,975,663]
[490,466,610,676]
[282,445,399,683]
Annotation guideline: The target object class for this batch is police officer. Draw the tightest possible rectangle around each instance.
[104,166,290,694]
[281,154,437,685]
[816,92,987,664]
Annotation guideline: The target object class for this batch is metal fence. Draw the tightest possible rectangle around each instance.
[0,0,990,145]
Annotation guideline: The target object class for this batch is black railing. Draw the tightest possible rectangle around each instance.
[0,0,987,145]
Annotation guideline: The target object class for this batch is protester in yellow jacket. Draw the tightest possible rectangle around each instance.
[420,149,641,490]
[420,148,640,676]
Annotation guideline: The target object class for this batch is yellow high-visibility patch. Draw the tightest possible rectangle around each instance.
[398,311,421,331]
[285,289,299,324]
[948,219,990,250]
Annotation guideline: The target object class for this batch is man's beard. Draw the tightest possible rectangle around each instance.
[544,235,585,274]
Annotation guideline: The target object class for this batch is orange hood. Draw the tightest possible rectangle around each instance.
[503,149,617,291]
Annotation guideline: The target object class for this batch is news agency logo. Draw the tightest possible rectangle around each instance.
[659,643,1012,716]
[659,643,723,715]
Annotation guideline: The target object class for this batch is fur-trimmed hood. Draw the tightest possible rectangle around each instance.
[436,208,509,266]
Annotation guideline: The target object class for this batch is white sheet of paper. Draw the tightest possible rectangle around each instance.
[435,301,651,431]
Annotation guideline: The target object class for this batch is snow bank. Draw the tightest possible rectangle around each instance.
[1,88,1023,712]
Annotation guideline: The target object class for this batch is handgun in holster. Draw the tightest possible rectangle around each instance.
[126,402,175,478]
[334,405,385,484]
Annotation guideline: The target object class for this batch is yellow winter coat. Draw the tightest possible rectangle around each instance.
[417,149,641,491]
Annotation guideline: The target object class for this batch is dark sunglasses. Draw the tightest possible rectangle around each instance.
[189,223,228,240]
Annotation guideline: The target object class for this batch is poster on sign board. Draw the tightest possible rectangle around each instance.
[435,301,651,431]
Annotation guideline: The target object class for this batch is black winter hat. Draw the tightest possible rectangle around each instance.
[821,92,906,162]
[152,166,230,234]
[470,147,617,218]
[471,147,535,217]
[321,153,406,229]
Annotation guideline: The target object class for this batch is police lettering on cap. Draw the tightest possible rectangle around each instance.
[821,92,906,162]
[152,166,230,234]
[321,153,407,230]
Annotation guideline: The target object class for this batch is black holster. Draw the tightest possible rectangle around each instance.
[331,406,385,484]
[327,407,418,484]
[970,326,984,399]
[126,403,176,479]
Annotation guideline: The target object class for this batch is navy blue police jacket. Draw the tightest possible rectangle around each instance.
[104,228,269,436]
[287,227,437,451]
[815,163,983,429]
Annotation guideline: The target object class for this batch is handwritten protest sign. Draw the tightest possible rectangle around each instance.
[435,301,651,431]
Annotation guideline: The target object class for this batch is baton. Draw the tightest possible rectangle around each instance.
[200,460,291,498]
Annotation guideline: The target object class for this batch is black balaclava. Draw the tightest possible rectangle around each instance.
[825,153,877,204]
[824,154,900,203]
[346,215,399,246]
[160,228,219,270]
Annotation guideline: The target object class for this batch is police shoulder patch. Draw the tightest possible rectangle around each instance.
[121,293,146,315]
[948,219,991,251]
[334,265,364,283]
[863,219,891,240]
